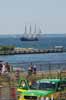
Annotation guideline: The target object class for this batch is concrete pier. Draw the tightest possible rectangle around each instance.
[0,47,65,55]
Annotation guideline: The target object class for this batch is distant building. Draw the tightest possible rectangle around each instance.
[54,46,64,49]
[54,46,64,52]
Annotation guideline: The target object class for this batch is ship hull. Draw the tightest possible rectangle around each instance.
[20,37,38,41]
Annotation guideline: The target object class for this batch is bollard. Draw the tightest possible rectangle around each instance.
[10,87,17,100]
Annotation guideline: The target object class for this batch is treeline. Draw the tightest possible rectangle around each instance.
[0,45,15,51]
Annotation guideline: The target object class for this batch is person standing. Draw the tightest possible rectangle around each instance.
[5,62,10,72]
[0,63,3,75]
[1,62,11,81]
[33,64,37,74]
[1,63,7,75]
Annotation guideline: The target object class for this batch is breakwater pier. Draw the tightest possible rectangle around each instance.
[0,46,65,55]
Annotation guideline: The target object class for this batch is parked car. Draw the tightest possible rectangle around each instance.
[17,78,55,100]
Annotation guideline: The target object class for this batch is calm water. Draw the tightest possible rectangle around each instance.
[0,35,66,49]
[0,53,66,63]
[0,53,66,71]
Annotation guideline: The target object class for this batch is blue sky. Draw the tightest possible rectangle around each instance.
[0,0,66,34]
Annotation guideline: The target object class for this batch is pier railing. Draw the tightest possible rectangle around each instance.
[1,61,64,80]
[9,60,66,71]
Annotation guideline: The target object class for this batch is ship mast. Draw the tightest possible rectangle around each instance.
[29,24,31,34]
[34,24,36,33]
[29,24,32,38]
[24,24,27,34]
[33,24,37,38]
[24,24,28,38]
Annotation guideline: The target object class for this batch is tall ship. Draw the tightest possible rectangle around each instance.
[20,24,41,41]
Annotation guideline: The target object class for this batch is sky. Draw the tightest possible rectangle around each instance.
[0,0,66,34]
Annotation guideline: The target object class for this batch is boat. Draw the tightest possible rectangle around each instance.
[20,24,40,41]
[20,37,38,41]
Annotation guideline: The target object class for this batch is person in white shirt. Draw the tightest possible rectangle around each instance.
[1,64,6,74]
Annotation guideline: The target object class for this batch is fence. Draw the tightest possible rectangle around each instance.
[9,60,66,72]
[8,61,66,80]
[0,61,66,81]
[0,86,17,100]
